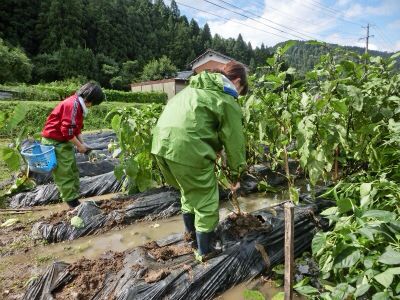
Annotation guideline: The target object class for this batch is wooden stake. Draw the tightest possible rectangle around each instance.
[284,202,294,300]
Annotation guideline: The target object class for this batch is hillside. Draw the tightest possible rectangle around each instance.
[272,41,398,74]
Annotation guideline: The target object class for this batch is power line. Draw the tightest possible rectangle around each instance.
[174,1,291,40]
[216,0,318,40]
[250,0,361,38]
[296,0,363,27]
[200,0,308,40]
[375,25,397,52]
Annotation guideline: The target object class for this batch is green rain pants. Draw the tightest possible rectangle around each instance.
[42,137,80,202]
[155,156,219,233]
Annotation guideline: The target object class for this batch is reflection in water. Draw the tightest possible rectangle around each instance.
[1,191,294,299]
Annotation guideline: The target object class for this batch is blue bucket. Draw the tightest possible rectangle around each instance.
[21,143,57,173]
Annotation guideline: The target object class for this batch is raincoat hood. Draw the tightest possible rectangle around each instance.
[190,71,239,98]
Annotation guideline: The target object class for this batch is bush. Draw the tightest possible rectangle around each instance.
[0,38,33,83]
[0,84,167,104]
[0,101,141,138]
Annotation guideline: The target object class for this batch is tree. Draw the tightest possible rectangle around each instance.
[111,60,140,90]
[0,38,32,83]
[141,56,177,81]
[37,0,85,52]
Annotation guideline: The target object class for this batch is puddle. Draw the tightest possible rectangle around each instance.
[216,279,304,300]
[1,191,289,299]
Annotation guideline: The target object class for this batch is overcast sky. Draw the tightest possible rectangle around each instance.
[165,0,400,53]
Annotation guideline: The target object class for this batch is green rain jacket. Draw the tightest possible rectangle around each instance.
[151,71,246,180]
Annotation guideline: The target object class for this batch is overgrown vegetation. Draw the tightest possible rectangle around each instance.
[245,42,400,299]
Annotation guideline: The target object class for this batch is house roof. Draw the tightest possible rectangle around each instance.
[175,70,194,80]
[188,49,236,67]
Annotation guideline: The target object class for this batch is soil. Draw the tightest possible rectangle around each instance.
[145,242,193,261]
[99,199,133,213]
[144,269,171,283]
[227,212,264,237]
[53,251,125,300]
[0,220,38,257]
[45,209,70,224]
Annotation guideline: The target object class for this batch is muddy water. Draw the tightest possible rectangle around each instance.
[217,280,304,300]
[1,191,290,298]
[3,191,287,262]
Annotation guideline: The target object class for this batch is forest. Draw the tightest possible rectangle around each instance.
[1,0,396,90]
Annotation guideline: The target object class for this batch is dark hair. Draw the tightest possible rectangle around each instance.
[77,82,105,105]
[222,61,248,96]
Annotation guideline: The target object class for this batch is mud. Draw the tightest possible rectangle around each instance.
[98,199,131,213]
[147,243,193,261]
[45,209,70,224]
[144,269,171,283]
[226,212,264,238]
[53,251,124,300]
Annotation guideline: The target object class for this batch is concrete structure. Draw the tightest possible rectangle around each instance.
[131,78,184,99]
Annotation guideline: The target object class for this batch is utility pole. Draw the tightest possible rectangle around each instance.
[359,23,374,54]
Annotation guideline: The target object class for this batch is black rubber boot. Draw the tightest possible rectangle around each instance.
[183,213,197,248]
[66,199,81,209]
[196,231,212,256]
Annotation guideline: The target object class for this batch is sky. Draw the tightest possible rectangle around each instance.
[164,0,400,53]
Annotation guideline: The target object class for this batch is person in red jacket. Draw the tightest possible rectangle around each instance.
[42,82,105,208]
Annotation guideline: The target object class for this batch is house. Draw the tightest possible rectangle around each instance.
[130,71,193,99]
[131,49,246,99]
[188,49,241,74]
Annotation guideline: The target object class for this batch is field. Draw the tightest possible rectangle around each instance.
[0,44,399,300]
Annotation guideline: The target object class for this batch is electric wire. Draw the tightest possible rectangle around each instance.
[174,0,292,40]
[200,0,308,40]
[216,0,318,40]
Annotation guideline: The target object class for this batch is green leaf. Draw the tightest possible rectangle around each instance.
[243,289,265,300]
[374,271,393,288]
[320,206,338,216]
[372,291,390,300]
[362,210,395,222]
[360,182,372,197]
[312,232,326,255]
[331,100,347,114]
[390,51,400,60]
[0,147,21,171]
[7,104,28,130]
[111,114,122,132]
[354,283,370,297]
[70,216,85,229]
[1,218,19,227]
[289,186,299,204]
[378,249,400,265]
[114,165,125,181]
[358,227,378,241]
[281,40,296,54]
[331,283,355,300]
[271,292,284,300]
[337,198,353,213]
[294,285,319,296]
[333,247,361,269]
[125,158,139,179]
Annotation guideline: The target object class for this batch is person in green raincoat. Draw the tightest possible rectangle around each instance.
[151,61,248,260]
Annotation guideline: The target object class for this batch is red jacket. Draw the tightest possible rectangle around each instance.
[42,95,84,141]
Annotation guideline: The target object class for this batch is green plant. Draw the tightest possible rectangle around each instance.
[243,41,301,203]
[107,104,163,193]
